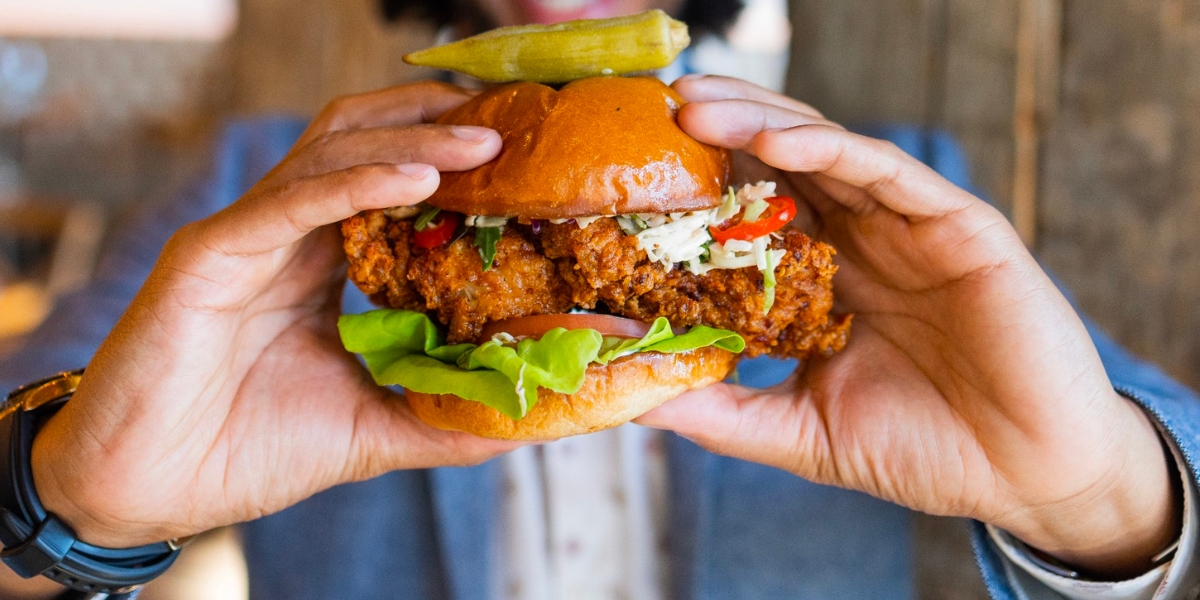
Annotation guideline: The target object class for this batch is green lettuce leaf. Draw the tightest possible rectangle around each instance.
[338,310,745,420]
[595,317,745,363]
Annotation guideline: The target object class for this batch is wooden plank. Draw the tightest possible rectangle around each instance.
[786,0,941,124]
[1039,0,1200,389]
[1011,0,1063,245]
[937,0,1021,217]
[230,0,329,114]
[231,0,436,115]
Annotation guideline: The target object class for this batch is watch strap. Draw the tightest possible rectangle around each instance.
[0,370,179,594]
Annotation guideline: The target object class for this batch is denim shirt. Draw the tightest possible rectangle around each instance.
[1,117,1196,600]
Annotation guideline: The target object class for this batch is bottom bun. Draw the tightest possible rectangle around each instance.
[407,346,738,441]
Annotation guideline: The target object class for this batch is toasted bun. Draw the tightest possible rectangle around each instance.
[428,77,731,218]
[407,346,737,441]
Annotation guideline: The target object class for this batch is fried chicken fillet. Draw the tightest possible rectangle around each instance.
[343,212,849,358]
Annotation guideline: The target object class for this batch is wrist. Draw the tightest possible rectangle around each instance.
[3,370,180,595]
[1000,394,1181,578]
[31,408,152,550]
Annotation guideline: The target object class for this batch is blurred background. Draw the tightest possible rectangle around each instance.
[0,0,1196,598]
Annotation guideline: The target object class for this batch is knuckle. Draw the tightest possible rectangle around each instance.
[875,138,904,156]
[168,221,202,246]
[274,175,309,200]
[294,130,343,171]
[306,130,340,153]
[310,95,357,133]
[163,220,217,259]
[323,93,355,116]
[391,80,469,114]
[341,165,396,207]
[343,162,390,183]
[672,75,701,94]
[867,162,905,196]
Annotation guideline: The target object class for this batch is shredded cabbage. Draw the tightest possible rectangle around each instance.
[549,216,606,228]
[743,199,770,222]
[466,215,508,228]
[384,205,423,219]
[500,181,788,276]
[762,248,782,313]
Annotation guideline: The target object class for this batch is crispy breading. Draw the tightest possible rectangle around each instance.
[540,218,665,308]
[341,210,423,311]
[408,228,574,343]
[343,213,850,358]
[543,219,846,358]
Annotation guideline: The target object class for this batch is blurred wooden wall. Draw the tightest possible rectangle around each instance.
[229,0,436,115]
[786,0,1200,395]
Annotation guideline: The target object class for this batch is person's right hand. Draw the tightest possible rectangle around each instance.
[27,82,518,549]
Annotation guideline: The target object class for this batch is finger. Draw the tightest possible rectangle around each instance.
[673,74,826,119]
[202,162,438,256]
[634,383,834,483]
[347,388,528,477]
[270,123,501,183]
[753,125,977,219]
[297,81,476,146]
[677,100,842,153]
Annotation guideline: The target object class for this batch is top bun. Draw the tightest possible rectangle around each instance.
[428,77,731,218]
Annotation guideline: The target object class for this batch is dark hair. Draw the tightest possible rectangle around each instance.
[380,0,745,36]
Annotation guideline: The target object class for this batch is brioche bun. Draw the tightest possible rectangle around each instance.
[407,345,737,441]
[428,76,731,218]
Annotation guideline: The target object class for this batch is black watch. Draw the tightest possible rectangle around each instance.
[0,370,181,597]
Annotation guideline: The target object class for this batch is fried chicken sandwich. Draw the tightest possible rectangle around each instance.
[338,76,850,440]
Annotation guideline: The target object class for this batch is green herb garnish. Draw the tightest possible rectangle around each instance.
[474,226,502,271]
[414,206,442,231]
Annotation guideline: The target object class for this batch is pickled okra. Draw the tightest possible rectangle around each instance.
[403,9,690,83]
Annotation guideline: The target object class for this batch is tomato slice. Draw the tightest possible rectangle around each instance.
[413,212,462,249]
[709,196,797,245]
[479,314,656,342]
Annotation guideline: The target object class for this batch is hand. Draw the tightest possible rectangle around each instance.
[29,82,521,549]
[638,75,1180,577]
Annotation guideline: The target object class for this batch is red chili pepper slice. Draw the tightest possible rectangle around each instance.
[413,212,462,249]
[708,196,797,245]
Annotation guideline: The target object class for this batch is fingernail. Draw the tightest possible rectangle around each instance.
[675,73,703,84]
[397,163,434,178]
[451,126,493,143]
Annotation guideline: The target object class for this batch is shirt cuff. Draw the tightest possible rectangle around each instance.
[987,421,1199,600]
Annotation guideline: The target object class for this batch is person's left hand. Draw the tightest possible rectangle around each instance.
[638,75,1180,578]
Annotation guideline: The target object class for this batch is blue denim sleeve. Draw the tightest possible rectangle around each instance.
[0,117,304,393]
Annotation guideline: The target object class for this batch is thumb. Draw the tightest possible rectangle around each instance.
[635,382,834,482]
[345,386,527,480]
